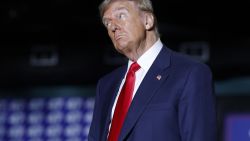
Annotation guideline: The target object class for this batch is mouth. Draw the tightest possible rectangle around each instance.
[114,34,125,41]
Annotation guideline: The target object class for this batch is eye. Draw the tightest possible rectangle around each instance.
[104,21,111,28]
[118,13,126,20]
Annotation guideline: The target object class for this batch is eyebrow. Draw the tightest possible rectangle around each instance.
[114,7,128,12]
[102,7,129,23]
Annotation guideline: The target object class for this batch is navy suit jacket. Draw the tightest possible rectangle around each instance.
[88,46,217,141]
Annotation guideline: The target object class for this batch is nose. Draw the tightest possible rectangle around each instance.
[110,21,119,32]
[111,24,117,32]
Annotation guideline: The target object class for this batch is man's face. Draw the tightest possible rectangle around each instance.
[102,1,146,54]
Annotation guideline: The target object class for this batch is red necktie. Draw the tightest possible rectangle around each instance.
[108,62,140,141]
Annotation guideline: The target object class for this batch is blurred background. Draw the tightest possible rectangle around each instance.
[0,0,250,141]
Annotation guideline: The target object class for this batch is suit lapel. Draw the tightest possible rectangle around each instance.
[119,47,172,140]
[101,66,127,141]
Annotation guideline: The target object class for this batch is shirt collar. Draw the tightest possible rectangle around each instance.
[128,39,163,72]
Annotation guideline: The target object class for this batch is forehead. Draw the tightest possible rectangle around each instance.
[103,1,138,17]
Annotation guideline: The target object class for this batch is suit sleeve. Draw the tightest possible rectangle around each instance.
[178,64,217,141]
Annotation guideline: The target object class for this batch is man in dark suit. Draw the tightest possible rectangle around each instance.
[88,0,217,141]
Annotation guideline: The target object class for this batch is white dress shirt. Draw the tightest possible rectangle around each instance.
[110,39,163,120]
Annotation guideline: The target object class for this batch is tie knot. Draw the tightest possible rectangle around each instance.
[129,62,140,73]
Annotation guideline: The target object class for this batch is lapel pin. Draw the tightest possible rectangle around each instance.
[156,75,162,80]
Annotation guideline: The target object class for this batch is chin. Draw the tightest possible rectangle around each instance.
[115,42,128,51]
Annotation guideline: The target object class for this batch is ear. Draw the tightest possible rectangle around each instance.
[144,12,154,30]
